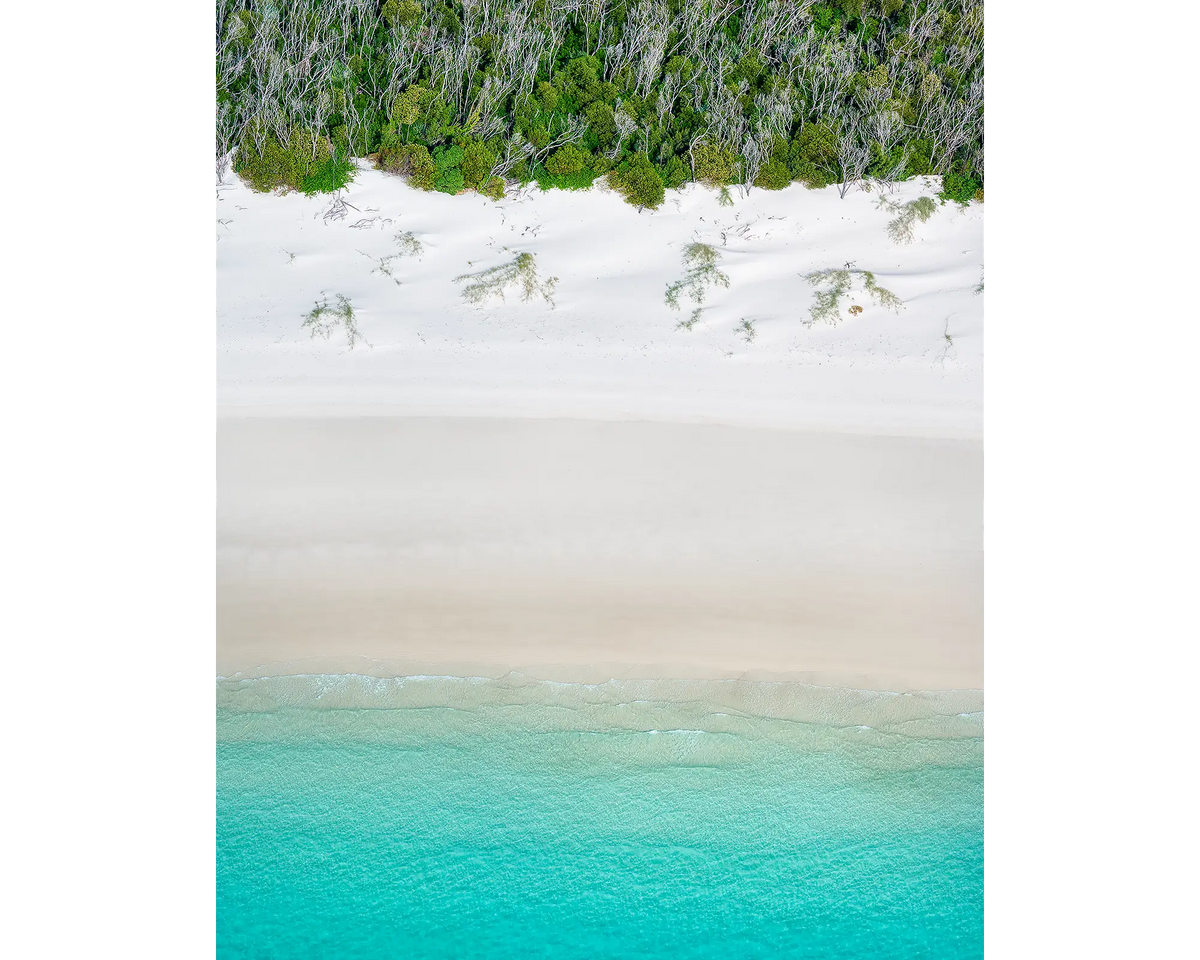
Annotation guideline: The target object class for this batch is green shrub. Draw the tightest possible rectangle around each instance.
[534,161,597,191]
[545,144,590,176]
[563,56,602,106]
[585,101,617,151]
[941,171,981,204]
[382,0,421,29]
[661,155,688,190]
[435,166,465,194]
[789,124,839,189]
[379,142,437,190]
[610,153,665,209]
[904,139,934,177]
[510,159,533,184]
[391,85,430,126]
[481,176,506,200]
[460,139,498,189]
[235,125,341,194]
[431,144,465,193]
[236,136,295,193]
[434,144,464,171]
[300,154,356,195]
[691,142,738,186]
[754,159,791,190]
[537,81,559,113]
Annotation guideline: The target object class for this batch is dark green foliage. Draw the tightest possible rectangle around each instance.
[436,167,465,194]
[904,139,934,177]
[562,56,602,106]
[432,145,466,193]
[300,154,356,195]
[434,144,464,171]
[537,82,559,114]
[728,52,765,89]
[813,4,842,33]
[610,154,665,210]
[585,101,617,152]
[534,163,598,191]
[661,156,689,190]
[940,171,982,204]
[439,3,463,36]
[510,159,533,184]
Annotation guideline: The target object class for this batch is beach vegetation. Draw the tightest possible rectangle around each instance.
[676,308,704,332]
[362,231,424,285]
[804,265,903,325]
[455,252,557,306]
[217,0,984,204]
[941,170,983,205]
[302,294,366,348]
[880,195,938,244]
[379,143,438,191]
[609,154,665,210]
[665,243,730,320]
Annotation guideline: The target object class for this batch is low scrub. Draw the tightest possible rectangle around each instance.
[804,266,903,325]
[302,294,366,348]
[455,252,557,306]
[665,243,730,310]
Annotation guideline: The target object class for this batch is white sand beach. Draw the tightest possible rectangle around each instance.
[217,167,982,689]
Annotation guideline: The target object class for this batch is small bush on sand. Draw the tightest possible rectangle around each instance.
[665,242,730,323]
[302,294,366,348]
[735,318,757,343]
[609,153,665,209]
[455,252,557,306]
[804,265,902,325]
[880,195,938,244]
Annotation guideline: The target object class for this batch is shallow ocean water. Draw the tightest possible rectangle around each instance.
[217,674,982,959]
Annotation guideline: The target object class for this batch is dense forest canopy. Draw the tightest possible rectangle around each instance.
[216,0,983,206]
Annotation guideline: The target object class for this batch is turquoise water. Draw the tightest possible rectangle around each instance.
[217,675,983,959]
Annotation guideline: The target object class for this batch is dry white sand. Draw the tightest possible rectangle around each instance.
[218,417,981,690]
